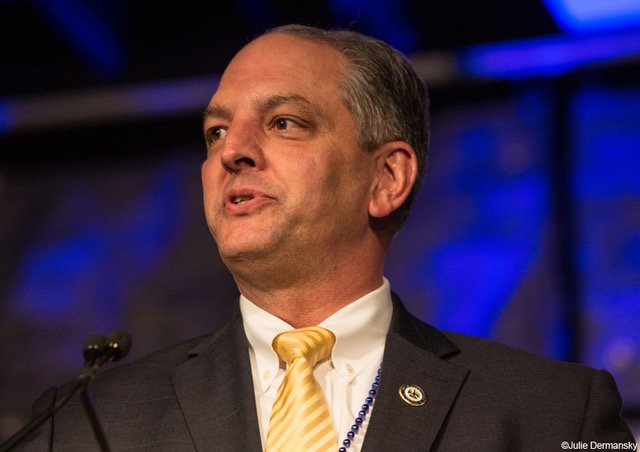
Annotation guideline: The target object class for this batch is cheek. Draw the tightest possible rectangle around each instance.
[308,168,352,219]
[306,160,342,205]
[201,159,222,209]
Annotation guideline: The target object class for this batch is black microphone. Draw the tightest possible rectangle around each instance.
[0,331,133,452]
[82,331,132,375]
[83,334,109,366]
[106,331,133,362]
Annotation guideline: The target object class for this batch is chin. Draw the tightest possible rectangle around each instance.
[212,216,293,261]
[216,233,278,262]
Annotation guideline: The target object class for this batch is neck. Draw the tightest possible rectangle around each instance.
[237,272,384,328]
[229,238,387,328]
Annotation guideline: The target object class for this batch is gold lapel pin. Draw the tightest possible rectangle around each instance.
[398,384,427,407]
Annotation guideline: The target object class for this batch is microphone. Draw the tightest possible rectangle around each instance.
[81,331,132,374]
[83,334,108,365]
[106,331,133,362]
[0,331,133,452]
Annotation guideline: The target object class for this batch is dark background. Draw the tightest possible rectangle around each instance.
[1,0,639,442]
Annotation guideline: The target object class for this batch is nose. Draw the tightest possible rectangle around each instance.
[219,121,265,173]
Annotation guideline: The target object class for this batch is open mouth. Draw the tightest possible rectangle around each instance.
[231,195,253,205]
[232,195,254,205]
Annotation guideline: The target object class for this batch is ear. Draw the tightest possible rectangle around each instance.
[368,141,418,218]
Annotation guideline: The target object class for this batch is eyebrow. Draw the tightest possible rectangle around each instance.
[202,104,231,122]
[202,93,322,123]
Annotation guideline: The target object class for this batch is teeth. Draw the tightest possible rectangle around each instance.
[233,196,252,204]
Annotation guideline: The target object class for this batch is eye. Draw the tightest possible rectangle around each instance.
[267,115,311,138]
[274,117,294,130]
[206,126,227,143]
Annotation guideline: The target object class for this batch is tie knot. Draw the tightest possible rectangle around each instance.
[272,327,335,368]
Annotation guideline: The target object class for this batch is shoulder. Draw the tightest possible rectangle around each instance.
[440,329,624,417]
[443,329,595,383]
[97,334,207,380]
[390,303,633,442]
[92,322,233,391]
[392,298,600,391]
[404,313,619,405]
[27,334,214,412]
[443,330,633,442]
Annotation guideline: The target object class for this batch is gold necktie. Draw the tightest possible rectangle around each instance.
[265,327,338,452]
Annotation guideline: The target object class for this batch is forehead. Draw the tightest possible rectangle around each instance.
[212,33,348,104]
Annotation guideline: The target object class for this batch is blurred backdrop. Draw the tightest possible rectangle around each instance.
[1,0,639,442]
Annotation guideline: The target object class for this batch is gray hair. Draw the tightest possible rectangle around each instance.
[266,24,429,229]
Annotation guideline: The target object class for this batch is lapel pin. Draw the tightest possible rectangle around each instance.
[399,384,427,407]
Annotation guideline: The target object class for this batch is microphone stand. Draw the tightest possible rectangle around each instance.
[0,332,131,452]
[0,377,89,452]
[76,353,114,452]
[80,384,110,451]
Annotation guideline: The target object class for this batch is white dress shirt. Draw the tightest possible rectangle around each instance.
[240,278,393,451]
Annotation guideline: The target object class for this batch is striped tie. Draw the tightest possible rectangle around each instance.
[265,327,337,452]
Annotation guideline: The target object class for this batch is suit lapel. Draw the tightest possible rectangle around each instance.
[171,309,262,451]
[362,295,469,451]
[169,295,467,451]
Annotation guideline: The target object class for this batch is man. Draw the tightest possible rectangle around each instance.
[19,24,634,451]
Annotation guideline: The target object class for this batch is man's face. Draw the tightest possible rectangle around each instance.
[202,33,378,272]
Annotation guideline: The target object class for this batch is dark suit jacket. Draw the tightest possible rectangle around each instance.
[20,295,634,451]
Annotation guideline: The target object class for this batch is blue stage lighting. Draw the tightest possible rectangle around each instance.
[31,0,124,77]
[542,0,640,33]
[461,28,640,79]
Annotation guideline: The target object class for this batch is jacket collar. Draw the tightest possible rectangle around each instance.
[171,306,262,451]
[362,293,469,451]
[171,294,469,451]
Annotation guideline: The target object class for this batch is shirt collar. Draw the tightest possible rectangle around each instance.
[240,278,393,391]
